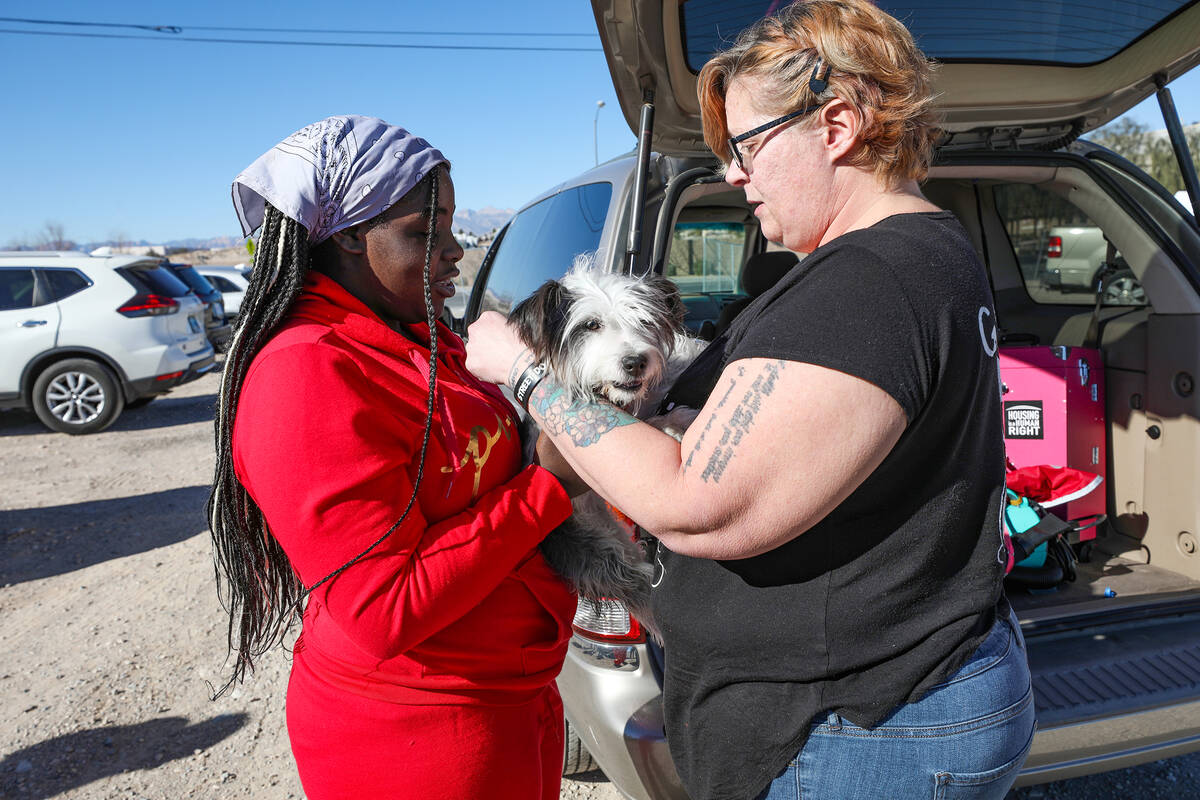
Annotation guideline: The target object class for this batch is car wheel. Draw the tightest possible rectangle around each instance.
[563,715,599,776]
[31,358,125,435]
[1101,269,1145,306]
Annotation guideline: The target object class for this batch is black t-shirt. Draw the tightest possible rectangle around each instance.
[653,212,1009,800]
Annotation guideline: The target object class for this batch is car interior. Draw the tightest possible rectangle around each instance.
[655,159,1200,616]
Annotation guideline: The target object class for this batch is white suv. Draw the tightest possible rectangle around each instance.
[0,251,216,434]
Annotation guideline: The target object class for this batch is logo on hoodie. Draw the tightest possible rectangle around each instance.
[442,413,515,498]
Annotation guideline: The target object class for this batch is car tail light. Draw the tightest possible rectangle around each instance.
[1046,235,1063,258]
[155,371,184,382]
[118,293,179,316]
[572,598,644,643]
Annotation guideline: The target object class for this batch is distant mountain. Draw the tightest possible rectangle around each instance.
[78,209,512,252]
[165,235,245,250]
[453,207,514,237]
[80,235,246,252]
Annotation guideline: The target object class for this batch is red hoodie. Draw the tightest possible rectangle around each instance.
[233,271,575,705]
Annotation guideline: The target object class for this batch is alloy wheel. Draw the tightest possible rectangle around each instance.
[44,371,106,424]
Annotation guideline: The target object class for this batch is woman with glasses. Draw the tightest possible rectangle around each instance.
[208,115,577,800]
[465,2,1034,798]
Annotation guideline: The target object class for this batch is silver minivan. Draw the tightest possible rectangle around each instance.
[463,2,1200,797]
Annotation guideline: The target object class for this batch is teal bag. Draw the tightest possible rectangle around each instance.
[1003,489,1050,569]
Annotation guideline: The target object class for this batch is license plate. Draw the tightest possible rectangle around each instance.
[189,317,202,333]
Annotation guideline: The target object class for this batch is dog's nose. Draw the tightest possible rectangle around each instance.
[622,354,647,377]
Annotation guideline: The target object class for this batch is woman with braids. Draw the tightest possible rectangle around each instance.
[208,115,576,800]
[467,3,1034,799]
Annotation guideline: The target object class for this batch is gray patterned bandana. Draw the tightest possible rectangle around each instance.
[232,115,449,245]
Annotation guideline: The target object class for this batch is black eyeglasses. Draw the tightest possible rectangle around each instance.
[726,58,832,172]
[726,104,823,172]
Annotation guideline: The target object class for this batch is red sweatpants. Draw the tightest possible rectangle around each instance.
[286,663,564,800]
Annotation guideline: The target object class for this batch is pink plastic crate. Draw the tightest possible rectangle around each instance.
[998,346,1106,532]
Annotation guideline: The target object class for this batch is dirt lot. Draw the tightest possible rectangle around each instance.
[1,368,1197,799]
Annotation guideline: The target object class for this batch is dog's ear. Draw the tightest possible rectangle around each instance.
[644,274,688,330]
[509,279,572,361]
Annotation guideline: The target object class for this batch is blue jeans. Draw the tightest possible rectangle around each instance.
[756,611,1035,800]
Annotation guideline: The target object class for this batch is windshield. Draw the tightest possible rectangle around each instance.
[119,265,192,297]
[680,0,1196,68]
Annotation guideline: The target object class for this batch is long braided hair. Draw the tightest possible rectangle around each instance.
[208,168,442,691]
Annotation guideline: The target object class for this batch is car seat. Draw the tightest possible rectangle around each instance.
[711,251,799,338]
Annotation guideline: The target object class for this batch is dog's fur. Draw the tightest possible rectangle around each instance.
[509,259,706,640]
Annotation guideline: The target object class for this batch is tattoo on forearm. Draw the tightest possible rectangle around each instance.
[529,379,636,447]
[697,360,784,484]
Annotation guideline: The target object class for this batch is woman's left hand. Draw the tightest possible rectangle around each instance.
[464,311,532,388]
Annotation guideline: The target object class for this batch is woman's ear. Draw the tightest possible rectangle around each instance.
[328,225,367,257]
[818,98,866,163]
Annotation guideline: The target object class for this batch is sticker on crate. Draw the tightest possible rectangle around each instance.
[1004,400,1044,439]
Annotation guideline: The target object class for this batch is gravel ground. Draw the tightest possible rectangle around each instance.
[0,368,1195,799]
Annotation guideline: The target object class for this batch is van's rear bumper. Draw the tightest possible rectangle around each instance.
[1017,698,1200,786]
[1013,599,1200,785]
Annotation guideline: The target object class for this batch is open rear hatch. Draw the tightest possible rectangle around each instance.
[592,1,1200,170]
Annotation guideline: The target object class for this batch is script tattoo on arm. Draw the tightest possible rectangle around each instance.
[528,379,637,447]
[686,360,785,484]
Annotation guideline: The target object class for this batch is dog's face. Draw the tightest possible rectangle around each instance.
[510,266,687,410]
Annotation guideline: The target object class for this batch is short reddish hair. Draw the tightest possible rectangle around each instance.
[698,0,941,187]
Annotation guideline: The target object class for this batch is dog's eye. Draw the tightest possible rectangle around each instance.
[584,318,603,331]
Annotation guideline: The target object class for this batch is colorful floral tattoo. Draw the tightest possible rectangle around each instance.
[527,379,637,447]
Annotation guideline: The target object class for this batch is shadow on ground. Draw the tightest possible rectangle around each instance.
[0,714,248,799]
[0,392,218,437]
[0,485,210,585]
[109,392,219,433]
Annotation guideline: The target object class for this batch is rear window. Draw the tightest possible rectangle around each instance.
[476,182,612,316]
[170,265,217,295]
[680,0,1194,68]
[41,268,91,301]
[206,275,242,293]
[118,265,192,297]
[993,183,1147,307]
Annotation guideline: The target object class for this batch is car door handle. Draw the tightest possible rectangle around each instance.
[18,319,48,327]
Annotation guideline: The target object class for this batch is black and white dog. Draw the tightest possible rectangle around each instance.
[509,259,705,639]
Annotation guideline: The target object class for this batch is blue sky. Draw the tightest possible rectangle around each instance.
[0,1,1197,246]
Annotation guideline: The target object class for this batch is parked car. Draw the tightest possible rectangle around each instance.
[0,251,216,433]
[1036,225,1109,292]
[460,1,1200,797]
[196,263,252,319]
[161,261,232,351]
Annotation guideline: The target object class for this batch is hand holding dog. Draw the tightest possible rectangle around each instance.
[465,311,531,389]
